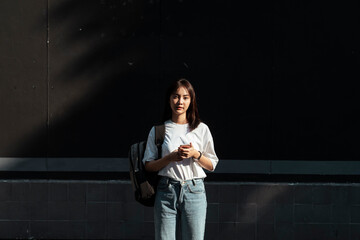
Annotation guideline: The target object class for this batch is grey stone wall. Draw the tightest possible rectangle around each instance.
[0,180,360,239]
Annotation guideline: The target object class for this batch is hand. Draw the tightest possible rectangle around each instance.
[169,150,183,162]
[178,142,197,159]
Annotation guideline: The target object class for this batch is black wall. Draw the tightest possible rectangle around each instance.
[1,180,360,240]
[1,1,359,161]
[1,2,360,239]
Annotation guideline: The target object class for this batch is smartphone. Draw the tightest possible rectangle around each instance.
[180,144,191,148]
[180,136,190,148]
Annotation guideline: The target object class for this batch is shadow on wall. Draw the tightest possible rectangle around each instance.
[10,0,178,159]
[7,0,273,162]
[4,0,360,168]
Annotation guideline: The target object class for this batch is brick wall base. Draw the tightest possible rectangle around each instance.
[0,180,359,239]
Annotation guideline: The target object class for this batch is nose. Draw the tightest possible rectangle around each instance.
[179,97,184,104]
[177,97,184,105]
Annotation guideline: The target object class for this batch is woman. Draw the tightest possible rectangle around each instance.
[143,78,219,240]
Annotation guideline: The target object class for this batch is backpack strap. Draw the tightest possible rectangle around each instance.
[154,124,165,159]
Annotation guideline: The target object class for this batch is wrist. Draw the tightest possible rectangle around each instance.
[193,151,202,161]
[165,152,175,162]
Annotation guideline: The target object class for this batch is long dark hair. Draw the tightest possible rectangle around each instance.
[163,79,201,131]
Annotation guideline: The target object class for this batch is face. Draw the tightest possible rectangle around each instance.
[170,86,191,117]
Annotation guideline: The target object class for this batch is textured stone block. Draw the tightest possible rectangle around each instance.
[294,185,312,204]
[107,202,124,222]
[257,204,275,224]
[332,186,349,205]
[69,182,87,202]
[351,205,360,223]
[218,222,237,239]
[294,204,313,223]
[29,201,48,220]
[0,221,29,239]
[29,182,48,201]
[206,203,219,223]
[205,222,219,240]
[275,204,293,223]
[67,221,86,239]
[312,186,332,204]
[48,202,69,220]
[205,184,219,203]
[123,202,144,223]
[123,222,144,239]
[350,224,360,240]
[273,184,294,205]
[87,202,107,222]
[68,202,86,221]
[257,224,275,240]
[256,185,277,205]
[47,221,70,239]
[237,203,256,223]
[218,184,237,203]
[30,221,48,239]
[237,185,257,204]
[348,186,360,205]
[11,182,30,201]
[49,182,68,201]
[86,221,106,240]
[312,204,332,223]
[236,223,256,240]
[7,201,30,220]
[275,223,293,240]
[219,203,237,222]
[87,183,107,202]
[107,221,124,239]
[107,182,126,202]
[294,224,334,240]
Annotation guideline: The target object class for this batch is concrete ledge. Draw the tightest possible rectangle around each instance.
[47,158,128,172]
[214,160,271,174]
[271,160,360,175]
[0,158,47,171]
[1,158,360,176]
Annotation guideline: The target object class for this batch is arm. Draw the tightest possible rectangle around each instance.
[178,143,214,171]
[192,150,214,171]
[145,151,183,172]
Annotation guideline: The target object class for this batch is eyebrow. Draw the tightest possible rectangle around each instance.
[173,94,190,97]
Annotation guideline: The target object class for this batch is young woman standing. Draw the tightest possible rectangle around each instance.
[143,79,219,240]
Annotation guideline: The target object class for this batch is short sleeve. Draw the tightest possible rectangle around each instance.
[142,127,159,165]
[202,125,219,171]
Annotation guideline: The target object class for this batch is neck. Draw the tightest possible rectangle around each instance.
[171,114,188,125]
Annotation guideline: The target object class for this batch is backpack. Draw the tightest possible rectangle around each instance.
[129,125,165,207]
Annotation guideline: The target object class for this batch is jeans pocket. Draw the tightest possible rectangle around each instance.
[157,181,169,192]
[187,180,205,194]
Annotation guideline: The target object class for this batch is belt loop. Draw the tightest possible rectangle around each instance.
[166,177,170,186]
[192,179,196,186]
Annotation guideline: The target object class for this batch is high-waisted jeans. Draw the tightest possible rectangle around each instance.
[154,177,207,240]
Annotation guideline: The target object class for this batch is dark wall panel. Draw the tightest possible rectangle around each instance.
[47,0,162,157]
[0,0,48,157]
[271,1,360,160]
[0,180,360,239]
[0,0,359,161]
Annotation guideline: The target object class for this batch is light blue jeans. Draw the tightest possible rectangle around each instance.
[154,177,207,240]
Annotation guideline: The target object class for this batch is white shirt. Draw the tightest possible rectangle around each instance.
[143,120,219,181]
